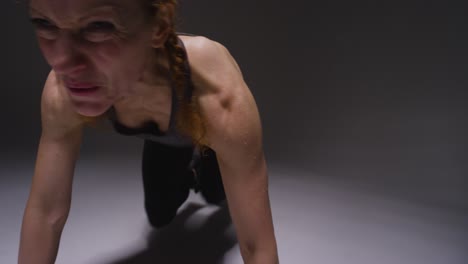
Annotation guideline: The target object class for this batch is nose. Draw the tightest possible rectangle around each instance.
[48,32,88,76]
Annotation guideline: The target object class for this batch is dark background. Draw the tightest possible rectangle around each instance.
[2,0,467,210]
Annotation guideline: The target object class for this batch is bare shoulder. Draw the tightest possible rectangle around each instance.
[179,35,263,153]
[179,35,243,93]
[41,70,84,139]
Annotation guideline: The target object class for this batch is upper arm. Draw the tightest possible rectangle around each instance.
[185,37,277,256]
[27,70,84,215]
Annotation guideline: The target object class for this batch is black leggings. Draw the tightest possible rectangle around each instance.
[141,140,226,228]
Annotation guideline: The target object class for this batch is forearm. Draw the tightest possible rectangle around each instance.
[18,206,67,264]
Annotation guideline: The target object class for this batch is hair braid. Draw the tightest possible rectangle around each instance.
[153,0,207,147]
[165,31,206,147]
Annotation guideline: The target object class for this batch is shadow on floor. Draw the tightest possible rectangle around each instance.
[106,202,237,264]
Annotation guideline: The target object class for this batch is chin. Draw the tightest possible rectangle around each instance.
[73,101,111,118]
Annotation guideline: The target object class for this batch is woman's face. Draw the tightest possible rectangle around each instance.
[29,0,157,116]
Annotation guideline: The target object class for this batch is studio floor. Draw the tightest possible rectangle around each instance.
[1,153,467,264]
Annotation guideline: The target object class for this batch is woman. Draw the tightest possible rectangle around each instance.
[19,0,278,263]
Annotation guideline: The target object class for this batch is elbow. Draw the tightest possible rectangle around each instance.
[239,240,279,264]
[46,209,69,230]
[25,199,70,231]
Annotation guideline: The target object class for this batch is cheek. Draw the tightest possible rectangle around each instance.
[87,40,152,96]
[92,39,152,80]
[37,39,57,64]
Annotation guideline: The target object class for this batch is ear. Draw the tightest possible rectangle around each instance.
[151,23,170,48]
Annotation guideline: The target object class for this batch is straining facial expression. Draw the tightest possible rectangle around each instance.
[29,0,164,116]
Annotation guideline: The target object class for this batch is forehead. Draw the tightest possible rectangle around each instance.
[29,0,141,21]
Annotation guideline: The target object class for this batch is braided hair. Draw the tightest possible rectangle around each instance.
[153,0,207,147]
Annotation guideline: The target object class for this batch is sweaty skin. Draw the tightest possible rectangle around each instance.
[19,1,279,263]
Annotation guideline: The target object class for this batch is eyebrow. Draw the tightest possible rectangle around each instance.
[29,4,124,22]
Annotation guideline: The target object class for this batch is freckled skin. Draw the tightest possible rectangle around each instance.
[29,0,167,117]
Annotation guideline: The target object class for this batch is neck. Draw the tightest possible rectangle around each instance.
[112,48,173,127]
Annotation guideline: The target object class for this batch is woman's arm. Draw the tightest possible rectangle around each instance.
[18,71,84,264]
[185,36,279,264]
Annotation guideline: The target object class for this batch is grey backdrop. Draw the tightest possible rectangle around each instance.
[2,0,467,211]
